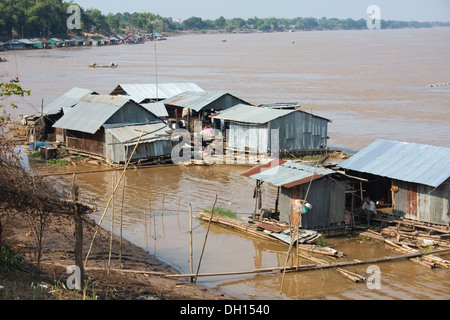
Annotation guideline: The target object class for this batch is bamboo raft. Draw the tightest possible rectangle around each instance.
[197,212,344,258]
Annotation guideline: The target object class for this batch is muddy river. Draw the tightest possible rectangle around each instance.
[7,27,450,299]
[30,161,450,300]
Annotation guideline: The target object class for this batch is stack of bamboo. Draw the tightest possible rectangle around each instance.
[384,239,450,269]
[380,223,450,248]
[197,212,344,258]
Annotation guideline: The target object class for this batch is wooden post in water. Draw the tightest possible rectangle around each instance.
[107,174,115,274]
[72,173,84,288]
[161,195,165,237]
[144,210,148,251]
[177,197,181,232]
[85,131,144,267]
[119,177,126,269]
[189,203,193,283]
[194,195,218,283]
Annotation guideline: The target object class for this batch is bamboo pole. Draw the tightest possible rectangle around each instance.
[177,197,181,232]
[144,210,148,251]
[119,176,126,269]
[49,248,450,279]
[161,195,165,237]
[194,195,218,283]
[107,173,116,274]
[167,248,450,278]
[189,203,193,283]
[84,131,144,267]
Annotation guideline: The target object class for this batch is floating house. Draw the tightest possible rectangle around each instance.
[213,104,330,157]
[241,159,355,232]
[52,95,172,163]
[48,38,63,48]
[140,102,169,119]
[110,83,204,104]
[338,139,450,226]
[162,91,251,129]
[40,87,97,142]
[33,39,52,49]
[6,40,26,50]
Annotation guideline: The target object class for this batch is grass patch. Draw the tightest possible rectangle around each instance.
[47,158,68,166]
[315,235,333,247]
[301,154,326,161]
[203,206,237,219]
[28,150,40,159]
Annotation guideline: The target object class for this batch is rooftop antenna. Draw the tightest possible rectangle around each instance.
[153,24,159,101]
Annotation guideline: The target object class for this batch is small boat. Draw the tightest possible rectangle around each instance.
[10,77,19,83]
[0,57,7,62]
[88,63,118,68]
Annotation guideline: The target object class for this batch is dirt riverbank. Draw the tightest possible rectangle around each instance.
[0,209,232,300]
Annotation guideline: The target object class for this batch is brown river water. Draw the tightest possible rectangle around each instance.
[6,28,450,299]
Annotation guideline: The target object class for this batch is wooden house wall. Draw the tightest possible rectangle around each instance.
[66,128,105,157]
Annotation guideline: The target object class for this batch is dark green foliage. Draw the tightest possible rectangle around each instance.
[0,245,23,272]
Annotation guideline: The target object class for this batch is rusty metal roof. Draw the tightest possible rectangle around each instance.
[338,139,450,188]
[241,159,335,188]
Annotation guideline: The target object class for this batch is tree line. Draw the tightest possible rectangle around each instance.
[0,0,449,39]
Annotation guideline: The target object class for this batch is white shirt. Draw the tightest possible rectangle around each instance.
[362,201,377,214]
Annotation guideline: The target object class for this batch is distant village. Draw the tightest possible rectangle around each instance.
[0,32,166,52]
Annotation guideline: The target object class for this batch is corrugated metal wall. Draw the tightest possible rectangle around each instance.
[105,131,172,163]
[227,112,328,154]
[279,178,345,229]
[227,123,269,153]
[393,179,450,225]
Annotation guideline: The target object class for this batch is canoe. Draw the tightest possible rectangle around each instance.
[88,64,118,68]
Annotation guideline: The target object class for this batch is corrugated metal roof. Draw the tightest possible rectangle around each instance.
[338,139,450,188]
[43,87,95,116]
[104,122,170,146]
[53,95,133,134]
[213,104,295,124]
[162,91,242,112]
[260,102,299,109]
[111,83,204,103]
[140,102,169,117]
[241,159,335,188]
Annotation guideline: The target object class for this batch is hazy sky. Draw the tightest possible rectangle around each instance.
[72,0,450,21]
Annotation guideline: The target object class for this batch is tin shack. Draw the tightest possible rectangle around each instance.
[52,95,172,163]
[241,160,355,233]
[338,139,450,226]
[213,104,330,158]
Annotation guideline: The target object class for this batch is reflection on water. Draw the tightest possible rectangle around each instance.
[34,162,450,300]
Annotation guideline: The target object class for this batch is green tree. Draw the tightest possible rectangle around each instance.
[183,16,205,30]
[215,16,226,29]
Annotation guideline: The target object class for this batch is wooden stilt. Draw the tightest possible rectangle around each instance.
[194,195,218,283]
[189,203,193,283]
